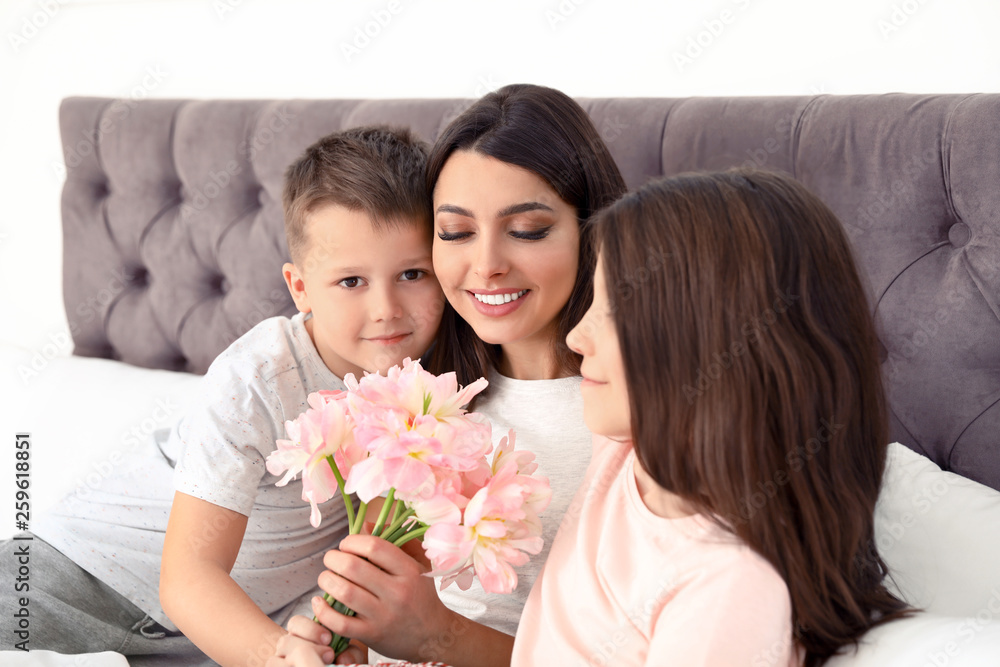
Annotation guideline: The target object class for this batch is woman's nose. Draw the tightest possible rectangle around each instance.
[473,235,509,281]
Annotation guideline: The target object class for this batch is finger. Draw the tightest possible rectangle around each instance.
[264,657,292,667]
[322,548,392,591]
[289,644,327,667]
[310,594,368,639]
[287,615,332,646]
[274,632,296,658]
[275,632,335,665]
[339,533,424,576]
[317,568,383,618]
[334,644,366,665]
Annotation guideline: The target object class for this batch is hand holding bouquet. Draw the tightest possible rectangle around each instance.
[265,359,551,656]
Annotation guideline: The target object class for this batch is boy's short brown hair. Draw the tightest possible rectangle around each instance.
[282,125,431,264]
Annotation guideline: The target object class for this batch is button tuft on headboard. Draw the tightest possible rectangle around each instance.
[129,266,148,287]
[209,274,229,294]
[948,222,971,247]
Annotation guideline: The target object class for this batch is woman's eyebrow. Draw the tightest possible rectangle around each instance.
[436,201,555,218]
[497,201,554,217]
[436,203,473,217]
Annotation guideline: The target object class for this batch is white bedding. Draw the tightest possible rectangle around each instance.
[0,650,131,666]
[2,344,999,665]
[0,343,203,541]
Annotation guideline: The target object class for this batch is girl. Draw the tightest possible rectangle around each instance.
[512,170,911,665]
[274,84,627,666]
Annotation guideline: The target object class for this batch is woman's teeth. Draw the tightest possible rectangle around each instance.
[474,290,527,306]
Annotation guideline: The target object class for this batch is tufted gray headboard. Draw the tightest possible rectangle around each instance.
[59,94,1000,490]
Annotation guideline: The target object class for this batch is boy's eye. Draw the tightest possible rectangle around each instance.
[437,230,471,242]
[338,277,363,288]
[510,226,552,241]
[400,269,425,281]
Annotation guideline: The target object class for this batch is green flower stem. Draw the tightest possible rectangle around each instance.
[371,488,396,537]
[326,456,354,528]
[380,507,415,541]
[383,516,422,544]
[350,501,368,535]
[392,524,429,547]
[314,592,355,656]
[387,498,401,528]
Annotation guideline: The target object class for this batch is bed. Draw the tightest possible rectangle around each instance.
[3,93,1000,665]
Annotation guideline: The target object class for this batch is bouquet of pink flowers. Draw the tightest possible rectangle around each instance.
[265,358,551,656]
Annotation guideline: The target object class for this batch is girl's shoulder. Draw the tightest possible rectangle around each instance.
[679,523,790,604]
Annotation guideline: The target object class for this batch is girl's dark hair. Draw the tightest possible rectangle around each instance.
[425,83,627,384]
[594,169,911,665]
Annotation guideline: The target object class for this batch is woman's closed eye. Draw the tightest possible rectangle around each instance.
[438,226,553,242]
[437,229,471,242]
[510,226,552,241]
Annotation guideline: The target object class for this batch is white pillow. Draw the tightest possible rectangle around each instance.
[826,612,1000,667]
[0,344,203,540]
[875,442,1000,617]
[0,650,130,667]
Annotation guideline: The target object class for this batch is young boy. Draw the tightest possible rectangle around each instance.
[12,126,443,666]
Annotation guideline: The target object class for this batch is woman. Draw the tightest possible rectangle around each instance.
[275,84,627,666]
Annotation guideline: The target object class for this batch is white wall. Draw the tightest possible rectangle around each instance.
[1,0,998,353]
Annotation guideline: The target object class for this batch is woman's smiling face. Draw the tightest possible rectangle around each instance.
[431,150,580,377]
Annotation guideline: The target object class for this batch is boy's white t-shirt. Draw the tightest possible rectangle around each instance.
[32,312,351,631]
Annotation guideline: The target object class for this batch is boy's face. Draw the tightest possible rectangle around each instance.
[283,204,444,379]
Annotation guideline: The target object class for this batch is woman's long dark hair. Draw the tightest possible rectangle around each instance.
[425,84,626,385]
[594,169,911,665]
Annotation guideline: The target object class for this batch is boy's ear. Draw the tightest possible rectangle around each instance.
[283,262,311,314]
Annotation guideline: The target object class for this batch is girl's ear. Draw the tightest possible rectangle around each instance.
[283,262,312,314]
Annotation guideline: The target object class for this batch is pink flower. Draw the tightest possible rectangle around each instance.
[424,485,544,594]
[269,360,550,606]
[266,392,365,527]
[491,431,551,519]
[343,359,494,503]
[423,431,552,594]
[347,358,489,427]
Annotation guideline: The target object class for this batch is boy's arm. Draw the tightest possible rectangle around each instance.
[161,491,307,667]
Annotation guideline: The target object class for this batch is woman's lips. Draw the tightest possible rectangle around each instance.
[467,289,530,317]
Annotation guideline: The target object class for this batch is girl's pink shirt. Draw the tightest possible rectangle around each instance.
[511,436,800,667]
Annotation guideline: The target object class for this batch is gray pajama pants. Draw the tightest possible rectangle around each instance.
[0,534,217,666]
